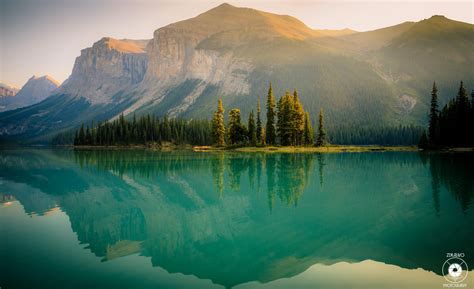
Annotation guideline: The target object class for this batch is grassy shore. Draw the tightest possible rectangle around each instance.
[192,145,419,153]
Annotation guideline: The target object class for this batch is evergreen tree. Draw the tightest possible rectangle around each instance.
[228,108,246,145]
[316,109,327,146]
[265,82,276,145]
[471,90,474,109]
[293,90,305,145]
[78,124,85,145]
[248,110,257,146]
[428,82,439,146]
[303,112,314,145]
[456,81,469,147]
[418,130,429,149]
[277,92,293,145]
[456,81,469,108]
[212,99,226,146]
[256,96,263,145]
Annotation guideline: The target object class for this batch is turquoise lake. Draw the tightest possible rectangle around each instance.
[1,149,473,289]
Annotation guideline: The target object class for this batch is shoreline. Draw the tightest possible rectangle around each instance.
[3,144,473,153]
[71,144,421,153]
[192,145,420,153]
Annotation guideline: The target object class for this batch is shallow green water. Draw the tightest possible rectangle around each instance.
[0,149,473,289]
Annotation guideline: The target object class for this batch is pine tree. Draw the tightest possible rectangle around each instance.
[256,96,263,145]
[78,124,85,145]
[316,109,327,146]
[456,81,470,147]
[418,130,429,149]
[248,110,257,146]
[277,92,293,146]
[228,108,244,145]
[303,112,314,145]
[456,81,469,108]
[471,90,474,109]
[212,99,226,146]
[428,82,439,146]
[265,82,276,145]
[293,90,305,145]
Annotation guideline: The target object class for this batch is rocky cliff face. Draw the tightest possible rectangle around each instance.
[0,76,58,112]
[58,37,149,104]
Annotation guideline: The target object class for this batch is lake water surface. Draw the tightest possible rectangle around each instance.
[1,149,473,289]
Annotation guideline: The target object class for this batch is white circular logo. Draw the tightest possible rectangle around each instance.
[442,257,468,283]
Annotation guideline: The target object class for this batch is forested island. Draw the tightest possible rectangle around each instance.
[67,82,472,150]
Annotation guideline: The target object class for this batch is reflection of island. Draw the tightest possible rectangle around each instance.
[0,150,473,288]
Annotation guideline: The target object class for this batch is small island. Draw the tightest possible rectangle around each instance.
[69,81,473,152]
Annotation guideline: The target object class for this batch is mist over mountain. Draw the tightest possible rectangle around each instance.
[0,3,472,143]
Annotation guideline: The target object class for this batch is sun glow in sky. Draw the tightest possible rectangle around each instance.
[0,0,472,86]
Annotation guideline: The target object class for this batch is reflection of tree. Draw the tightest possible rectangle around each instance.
[430,159,441,216]
[72,150,317,210]
[211,153,225,197]
[266,155,276,211]
[317,153,325,187]
[228,157,246,191]
[427,153,474,213]
[277,154,314,206]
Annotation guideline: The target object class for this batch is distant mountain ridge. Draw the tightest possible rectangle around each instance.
[0,83,18,98]
[0,3,473,143]
[0,75,59,113]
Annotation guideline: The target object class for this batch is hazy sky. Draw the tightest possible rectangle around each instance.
[0,0,472,87]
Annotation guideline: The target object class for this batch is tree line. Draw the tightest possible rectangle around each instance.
[73,114,212,146]
[212,82,326,147]
[67,82,433,147]
[420,81,474,148]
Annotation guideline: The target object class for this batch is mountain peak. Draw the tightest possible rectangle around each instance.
[213,3,235,10]
[29,75,60,86]
[165,3,319,42]
[93,37,148,54]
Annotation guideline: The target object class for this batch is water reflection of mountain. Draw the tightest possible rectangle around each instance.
[0,149,473,288]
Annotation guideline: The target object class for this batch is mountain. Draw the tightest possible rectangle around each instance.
[0,75,59,113]
[0,4,473,143]
[58,37,149,104]
[0,83,18,98]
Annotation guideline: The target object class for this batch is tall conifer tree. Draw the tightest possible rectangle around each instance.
[256,96,263,145]
[265,82,276,145]
[212,99,226,146]
[303,112,314,145]
[316,109,327,146]
[428,82,439,146]
[248,110,257,146]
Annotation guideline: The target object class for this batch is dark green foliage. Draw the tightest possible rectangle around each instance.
[265,82,276,145]
[248,110,257,146]
[303,112,314,145]
[228,109,247,145]
[425,81,473,148]
[74,113,212,146]
[419,131,429,149]
[315,109,327,146]
[428,82,439,145]
[256,97,263,145]
[330,124,424,145]
[276,92,294,146]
